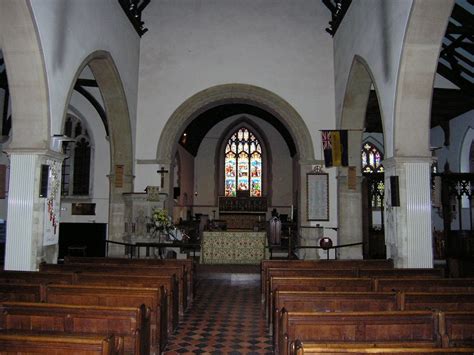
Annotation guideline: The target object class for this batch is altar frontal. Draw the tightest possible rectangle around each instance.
[201,231,268,264]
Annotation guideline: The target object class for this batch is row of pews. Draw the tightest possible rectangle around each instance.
[261,259,474,355]
[0,256,194,354]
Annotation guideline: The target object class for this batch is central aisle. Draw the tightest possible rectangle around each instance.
[164,265,273,354]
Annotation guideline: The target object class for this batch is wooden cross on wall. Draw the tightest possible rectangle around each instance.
[157,166,169,188]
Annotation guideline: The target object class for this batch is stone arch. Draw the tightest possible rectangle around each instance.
[337,55,385,259]
[393,0,454,157]
[0,0,49,149]
[156,84,315,165]
[460,126,474,173]
[339,55,385,139]
[61,50,133,184]
[61,50,133,248]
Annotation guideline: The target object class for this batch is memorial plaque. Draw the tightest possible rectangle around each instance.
[307,172,329,221]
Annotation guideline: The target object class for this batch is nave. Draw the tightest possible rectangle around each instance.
[164,266,273,354]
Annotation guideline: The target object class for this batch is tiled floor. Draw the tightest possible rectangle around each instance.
[164,266,273,354]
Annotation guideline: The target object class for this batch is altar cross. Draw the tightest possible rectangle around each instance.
[157,166,169,188]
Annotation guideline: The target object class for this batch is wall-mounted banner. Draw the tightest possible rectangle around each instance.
[43,160,62,246]
[321,130,348,167]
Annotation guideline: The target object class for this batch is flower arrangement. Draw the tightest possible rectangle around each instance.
[151,208,171,229]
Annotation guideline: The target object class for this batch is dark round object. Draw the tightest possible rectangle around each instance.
[319,237,333,250]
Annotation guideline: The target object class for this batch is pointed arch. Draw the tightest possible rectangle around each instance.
[215,117,273,202]
[460,126,474,173]
[393,0,454,157]
[61,50,133,184]
[0,0,49,149]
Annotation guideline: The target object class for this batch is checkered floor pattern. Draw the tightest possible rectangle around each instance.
[164,277,273,354]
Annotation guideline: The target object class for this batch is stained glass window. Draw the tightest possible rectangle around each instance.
[61,115,92,196]
[362,142,384,173]
[362,142,384,208]
[225,128,262,197]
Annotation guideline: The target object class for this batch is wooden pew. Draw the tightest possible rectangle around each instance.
[0,283,42,302]
[375,278,474,292]
[358,268,444,278]
[439,311,474,347]
[40,262,188,315]
[0,270,75,284]
[43,284,166,354]
[74,272,179,332]
[290,340,474,354]
[265,268,358,306]
[273,291,399,353]
[278,310,440,355]
[261,259,393,301]
[402,293,474,311]
[64,256,195,302]
[267,277,374,324]
[0,301,150,354]
[0,330,123,355]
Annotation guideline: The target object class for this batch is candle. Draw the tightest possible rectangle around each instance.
[290,205,294,221]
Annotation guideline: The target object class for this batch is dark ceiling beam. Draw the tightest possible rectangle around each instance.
[437,62,474,94]
[117,0,150,37]
[0,71,7,90]
[76,78,98,87]
[441,33,468,57]
[450,3,473,26]
[446,22,473,36]
[322,0,352,37]
[73,84,109,136]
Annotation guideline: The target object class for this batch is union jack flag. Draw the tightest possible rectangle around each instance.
[322,131,332,150]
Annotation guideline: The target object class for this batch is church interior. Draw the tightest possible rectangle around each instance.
[0,0,473,353]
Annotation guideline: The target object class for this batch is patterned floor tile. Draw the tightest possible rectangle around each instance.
[164,275,272,354]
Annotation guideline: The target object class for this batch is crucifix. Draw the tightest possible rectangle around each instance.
[157,166,169,188]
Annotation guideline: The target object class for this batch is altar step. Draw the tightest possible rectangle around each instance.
[196,264,260,282]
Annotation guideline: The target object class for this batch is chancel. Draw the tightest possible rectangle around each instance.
[0,0,473,353]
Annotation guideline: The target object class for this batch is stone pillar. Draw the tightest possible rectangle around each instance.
[337,174,363,259]
[107,166,134,257]
[4,149,64,271]
[383,157,433,268]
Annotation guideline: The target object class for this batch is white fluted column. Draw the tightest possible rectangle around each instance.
[4,149,64,271]
[383,157,433,268]
[337,175,363,259]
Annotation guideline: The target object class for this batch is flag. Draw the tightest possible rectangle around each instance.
[321,130,348,167]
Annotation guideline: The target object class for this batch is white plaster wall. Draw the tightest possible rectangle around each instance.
[136,0,334,168]
[193,114,292,216]
[29,0,140,146]
[334,0,413,157]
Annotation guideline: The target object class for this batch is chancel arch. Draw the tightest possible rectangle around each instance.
[157,84,315,228]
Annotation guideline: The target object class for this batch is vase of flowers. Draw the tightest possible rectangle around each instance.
[150,208,171,238]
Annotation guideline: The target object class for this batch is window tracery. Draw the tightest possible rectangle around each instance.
[224,127,262,197]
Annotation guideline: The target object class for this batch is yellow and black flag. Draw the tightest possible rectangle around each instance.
[321,130,348,167]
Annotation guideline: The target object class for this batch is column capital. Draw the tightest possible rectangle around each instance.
[4,148,66,161]
[383,156,433,169]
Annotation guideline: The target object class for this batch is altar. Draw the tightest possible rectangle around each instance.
[200,231,268,264]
